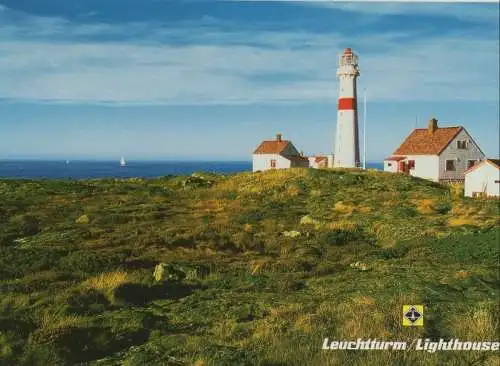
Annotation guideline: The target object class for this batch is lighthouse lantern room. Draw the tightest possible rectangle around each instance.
[334,48,361,168]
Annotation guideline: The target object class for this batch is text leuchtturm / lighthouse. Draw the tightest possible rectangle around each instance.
[334,48,360,168]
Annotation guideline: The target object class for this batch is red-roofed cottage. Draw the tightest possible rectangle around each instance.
[384,118,485,182]
[252,134,309,172]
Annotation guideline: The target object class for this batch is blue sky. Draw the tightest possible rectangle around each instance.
[0,0,498,161]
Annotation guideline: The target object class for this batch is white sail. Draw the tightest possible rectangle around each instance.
[120,157,126,166]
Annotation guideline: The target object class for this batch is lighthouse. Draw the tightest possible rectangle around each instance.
[334,48,360,168]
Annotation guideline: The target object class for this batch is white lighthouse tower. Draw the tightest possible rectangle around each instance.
[334,48,360,168]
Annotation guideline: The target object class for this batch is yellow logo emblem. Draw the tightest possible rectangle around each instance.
[402,305,424,326]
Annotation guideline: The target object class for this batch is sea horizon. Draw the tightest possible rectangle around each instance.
[0,160,384,179]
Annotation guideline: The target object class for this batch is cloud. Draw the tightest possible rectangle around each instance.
[232,0,500,21]
[319,2,499,22]
[0,3,498,105]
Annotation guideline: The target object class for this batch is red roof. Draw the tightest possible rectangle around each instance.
[315,156,328,163]
[488,159,500,168]
[465,158,500,174]
[253,140,290,154]
[384,156,406,161]
[393,127,462,155]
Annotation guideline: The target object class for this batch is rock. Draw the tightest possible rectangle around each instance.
[283,230,301,238]
[75,214,90,224]
[153,263,186,282]
[350,261,371,271]
[153,263,209,282]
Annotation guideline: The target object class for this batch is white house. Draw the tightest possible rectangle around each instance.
[252,134,309,172]
[384,118,485,183]
[464,159,500,198]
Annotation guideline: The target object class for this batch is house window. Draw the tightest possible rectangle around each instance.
[446,160,456,171]
[457,140,468,149]
[408,160,415,170]
[270,159,276,168]
[467,160,476,169]
[387,163,392,167]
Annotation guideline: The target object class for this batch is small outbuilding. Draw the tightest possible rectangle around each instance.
[308,155,334,169]
[252,133,309,172]
[464,159,500,198]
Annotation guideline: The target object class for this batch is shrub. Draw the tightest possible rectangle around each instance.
[10,214,40,236]
[273,276,306,292]
[58,251,127,276]
[319,230,356,245]
[391,206,418,218]
[449,183,465,200]
[26,324,149,365]
[61,289,110,315]
[182,176,213,190]
[433,203,452,214]
[0,247,66,280]
[199,345,258,366]
[234,210,264,225]
[231,232,264,252]
[374,245,409,260]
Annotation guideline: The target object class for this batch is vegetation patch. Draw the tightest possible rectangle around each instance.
[0,169,498,365]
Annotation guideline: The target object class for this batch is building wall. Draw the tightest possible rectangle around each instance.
[290,158,310,168]
[439,129,485,181]
[308,157,318,168]
[408,155,440,182]
[334,109,360,168]
[384,156,440,181]
[252,154,291,172]
[383,160,399,173]
[327,154,334,168]
[465,163,500,197]
[334,71,360,168]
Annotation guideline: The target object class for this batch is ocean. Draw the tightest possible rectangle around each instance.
[0,160,384,179]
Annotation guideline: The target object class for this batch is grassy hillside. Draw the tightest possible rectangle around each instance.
[0,168,499,365]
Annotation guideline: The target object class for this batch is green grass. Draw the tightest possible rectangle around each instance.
[0,169,499,365]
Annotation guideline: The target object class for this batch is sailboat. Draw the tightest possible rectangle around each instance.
[120,157,126,167]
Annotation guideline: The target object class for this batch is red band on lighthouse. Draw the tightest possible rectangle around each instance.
[338,98,357,110]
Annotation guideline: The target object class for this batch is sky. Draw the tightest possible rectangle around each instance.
[0,0,498,161]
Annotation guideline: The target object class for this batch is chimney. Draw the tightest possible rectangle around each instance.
[428,118,438,134]
[276,133,282,142]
